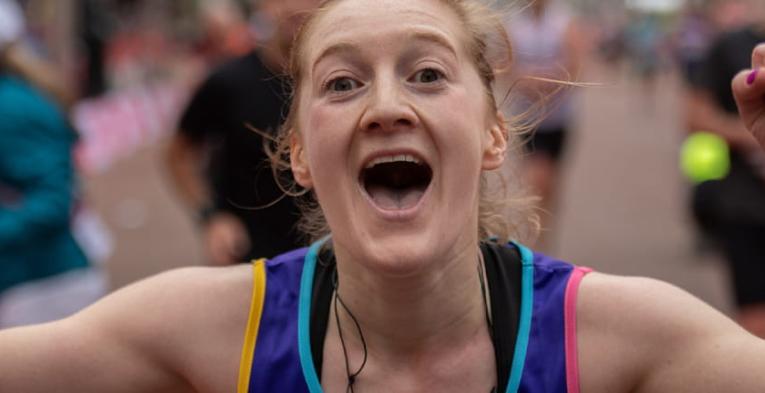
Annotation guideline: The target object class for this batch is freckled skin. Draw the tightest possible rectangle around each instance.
[291,0,503,275]
[1,3,764,393]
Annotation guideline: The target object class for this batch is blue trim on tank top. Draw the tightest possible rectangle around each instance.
[506,243,534,393]
[298,237,327,393]
[297,238,534,393]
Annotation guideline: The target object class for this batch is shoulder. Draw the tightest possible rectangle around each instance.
[0,77,61,118]
[577,273,733,341]
[576,273,765,392]
[549,4,574,26]
[709,28,751,55]
[83,264,254,338]
[208,51,270,86]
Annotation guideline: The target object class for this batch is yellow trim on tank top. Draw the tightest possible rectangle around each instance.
[237,259,267,393]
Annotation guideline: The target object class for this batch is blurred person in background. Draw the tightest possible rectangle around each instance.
[0,0,75,108]
[624,11,664,90]
[502,0,584,249]
[685,0,765,338]
[671,1,715,90]
[195,0,254,66]
[0,0,105,328]
[78,0,114,98]
[166,0,321,265]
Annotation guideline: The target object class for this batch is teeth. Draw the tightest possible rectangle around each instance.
[365,154,422,169]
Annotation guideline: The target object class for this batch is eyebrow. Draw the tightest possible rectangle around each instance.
[311,30,459,73]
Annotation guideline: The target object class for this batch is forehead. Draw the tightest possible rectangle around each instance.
[305,0,467,63]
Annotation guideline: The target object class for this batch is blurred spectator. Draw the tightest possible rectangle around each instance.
[196,0,254,66]
[502,0,584,248]
[0,0,105,328]
[671,3,715,88]
[685,10,765,338]
[624,11,663,87]
[78,0,114,98]
[0,0,75,108]
[166,0,320,265]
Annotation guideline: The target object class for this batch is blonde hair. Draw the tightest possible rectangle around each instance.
[267,0,540,244]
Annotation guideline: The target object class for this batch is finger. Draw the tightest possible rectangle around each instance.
[233,236,250,258]
[209,245,230,266]
[207,234,235,265]
[732,67,765,107]
[752,43,765,69]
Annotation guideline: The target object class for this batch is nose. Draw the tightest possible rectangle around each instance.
[359,74,418,133]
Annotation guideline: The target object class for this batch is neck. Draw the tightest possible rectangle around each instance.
[332,241,489,359]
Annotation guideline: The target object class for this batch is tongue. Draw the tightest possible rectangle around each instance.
[366,185,424,210]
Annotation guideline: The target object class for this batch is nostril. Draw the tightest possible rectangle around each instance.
[395,118,413,127]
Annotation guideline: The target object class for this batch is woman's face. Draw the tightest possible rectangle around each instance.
[291,0,507,273]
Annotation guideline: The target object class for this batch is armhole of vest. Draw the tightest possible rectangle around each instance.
[564,266,593,393]
[237,259,267,393]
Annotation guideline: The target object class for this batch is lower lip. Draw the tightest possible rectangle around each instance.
[358,181,433,222]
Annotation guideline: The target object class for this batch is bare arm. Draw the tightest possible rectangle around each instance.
[0,265,252,393]
[578,273,765,393]
[1,43,76,109]
[563,21,586,82]
[165,132,211,211]
[165,133,250,265]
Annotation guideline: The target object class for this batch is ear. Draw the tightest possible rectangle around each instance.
[482,111,509,170]
[290,131,313,189]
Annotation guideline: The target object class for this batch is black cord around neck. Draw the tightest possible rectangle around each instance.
[332,269,368,393]
[331,251,495,393]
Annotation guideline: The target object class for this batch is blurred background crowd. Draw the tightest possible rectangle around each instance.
[1,0,764,336]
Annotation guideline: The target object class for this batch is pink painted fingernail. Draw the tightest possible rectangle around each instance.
[747,69,758,85]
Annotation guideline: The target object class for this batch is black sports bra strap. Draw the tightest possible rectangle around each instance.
[310,249,335,377]
[481,241,523,393]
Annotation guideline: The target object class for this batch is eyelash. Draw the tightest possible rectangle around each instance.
[410,67,446,84]
[322,76,361,94]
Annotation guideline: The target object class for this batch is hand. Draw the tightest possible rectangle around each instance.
[733,43,765,150]
[203,212,250,266]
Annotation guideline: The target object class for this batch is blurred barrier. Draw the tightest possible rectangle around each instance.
[72,83,189,175]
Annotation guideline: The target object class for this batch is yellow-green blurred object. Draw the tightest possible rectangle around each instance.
[681,132,730,183]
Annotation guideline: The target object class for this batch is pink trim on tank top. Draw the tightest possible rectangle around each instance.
[564,266,592,393]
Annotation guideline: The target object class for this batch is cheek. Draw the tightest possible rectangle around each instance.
[301,102,356,186]
[429,88,487,163]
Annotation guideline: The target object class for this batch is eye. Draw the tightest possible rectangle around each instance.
[326,77,360,93]
[413,68,444,84]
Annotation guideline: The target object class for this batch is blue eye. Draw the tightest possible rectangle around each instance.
[327,77,359,92]
[414,68,444,83]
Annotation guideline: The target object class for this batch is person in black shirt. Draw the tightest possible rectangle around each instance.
[166,0,320,265]
[688,21,765,337]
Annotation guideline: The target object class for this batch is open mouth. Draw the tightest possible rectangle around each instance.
[360,154,433,211]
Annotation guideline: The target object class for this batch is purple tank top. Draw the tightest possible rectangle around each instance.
[238,242,591,393]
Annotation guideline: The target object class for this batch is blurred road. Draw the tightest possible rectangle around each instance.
[85,59,732,314]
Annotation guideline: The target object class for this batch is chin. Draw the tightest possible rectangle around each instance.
[348,224,465,278]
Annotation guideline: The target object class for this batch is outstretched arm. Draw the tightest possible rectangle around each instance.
[733,43,765,150]
[578,274,765,393]
[0,265,252,393]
